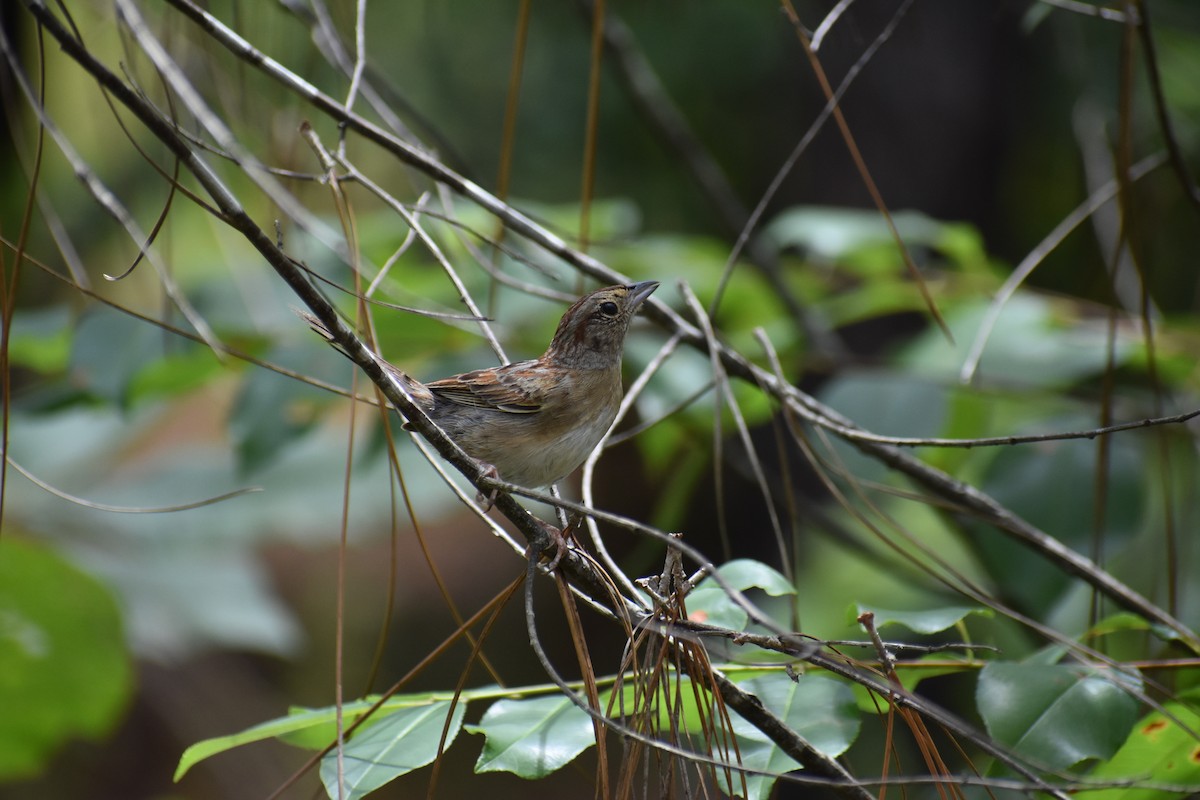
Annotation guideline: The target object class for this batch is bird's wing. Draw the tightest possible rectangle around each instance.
[425,362,544,414]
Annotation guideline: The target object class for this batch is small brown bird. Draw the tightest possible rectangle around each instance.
[308,281,658,497]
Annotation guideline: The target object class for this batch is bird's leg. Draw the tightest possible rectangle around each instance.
[533,517,569,572]
[471,464,568,570]
[474,462,502,511]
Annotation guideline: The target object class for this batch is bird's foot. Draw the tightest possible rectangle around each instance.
[533,513,584,573]
[474,462,501,511]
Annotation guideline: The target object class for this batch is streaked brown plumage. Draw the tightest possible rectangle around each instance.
[310,281,658,492]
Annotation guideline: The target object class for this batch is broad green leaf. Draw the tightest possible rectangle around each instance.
[603,670,746,735]
[320,700,466,800]
[176,694,458,780]
[276,696,459,752]
[629,326,784,484]
[853,603,992,635]
[368,298,488,377]
[977,662,1141,770]
[897,294,1134,388]
[708,559,796,596]
[0,538,132,779]
[126,348,226,404]
[823,273,934,325]
[763,206,971,267]
[630,345,715,438]
[722,674,861,800]
[688,559,795,631]
[1080,691,1200,800]
[685,586,753,632]
[279,704,375,751]
[968,420,1144,613]
[177,706,343,781]
[469,694,595,778]
[937,222,989,272]
[817,371,948,483]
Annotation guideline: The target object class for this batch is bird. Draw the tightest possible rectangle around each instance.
[304,281,659,502]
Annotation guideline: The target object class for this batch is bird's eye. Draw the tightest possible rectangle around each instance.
[599,301,619,316]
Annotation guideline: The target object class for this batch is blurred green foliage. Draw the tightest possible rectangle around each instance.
[2,1,1200,798]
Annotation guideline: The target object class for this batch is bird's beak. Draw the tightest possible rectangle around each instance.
[627,280,659,310]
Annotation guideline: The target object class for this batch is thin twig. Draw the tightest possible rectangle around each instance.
[580,331,684,604]
[0,13,221,354]
[779,0,951,340]
[522,550,878,800]
[681,282,788,568]
[7,456,262,513]
[960,151,1166,383]
[810,0,858,51]
[1131,0,1200,212]
[327,148,509,363]
[1037,0,1130,24]
[582,0,822,347]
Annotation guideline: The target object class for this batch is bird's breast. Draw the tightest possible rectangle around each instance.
[477,367,622,487]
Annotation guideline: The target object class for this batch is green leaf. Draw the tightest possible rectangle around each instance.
[685,587,752,632]
[722,674,861,800]
[0,538,132,779]
[126,348,225,404]
[468,694,595,778]
[688,559,796,631]
[1084,613,1155,640]
[1080,691,1200,800]
[710,559,796,596]
[175,694,456,780]
[602,671,735,735]
[897,294,1134,388]
[852,659,974,713]
[976,662,1141,770]
[177,707,339,781]
[764,206,966,266]
[320,700,466,800]
[853,604,992,635]
[968,419,1144,613]
[816,371,948,482]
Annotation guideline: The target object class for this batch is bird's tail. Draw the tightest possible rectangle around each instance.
[294,307,425,398]
[294,308,342,349]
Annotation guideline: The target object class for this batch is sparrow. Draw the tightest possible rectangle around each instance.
[305,281,659,502]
